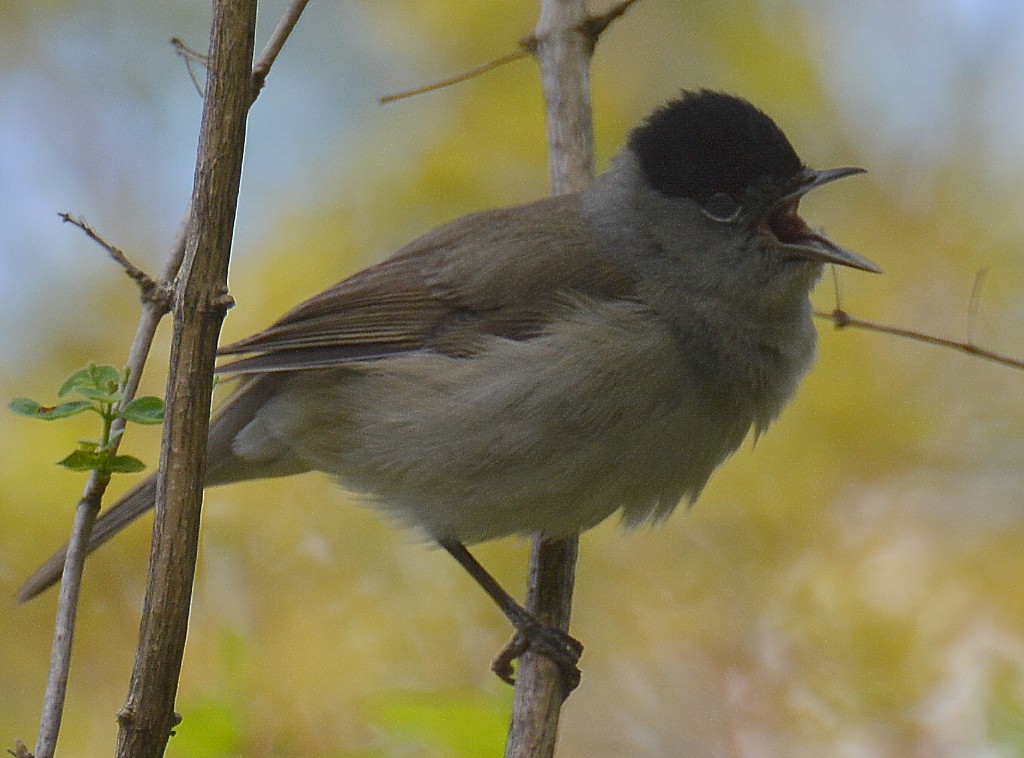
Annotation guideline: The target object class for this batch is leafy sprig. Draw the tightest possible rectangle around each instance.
[10,363,164,479]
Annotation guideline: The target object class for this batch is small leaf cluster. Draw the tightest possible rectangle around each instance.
[10,363,164,479]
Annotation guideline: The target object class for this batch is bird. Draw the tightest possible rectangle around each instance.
[19,89,879,692]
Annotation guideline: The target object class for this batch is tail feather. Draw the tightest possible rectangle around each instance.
[17,374,309,604]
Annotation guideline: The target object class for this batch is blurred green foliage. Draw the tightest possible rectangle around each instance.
[2,1,1023,757]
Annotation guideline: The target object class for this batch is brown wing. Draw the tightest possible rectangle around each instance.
[217,194,637,374]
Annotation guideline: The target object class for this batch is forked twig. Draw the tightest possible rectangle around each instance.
[171,36,207,96]
[815,308,1024,371]
[251,0,311,95]
[173,0,310,102]
[58,213,161,300]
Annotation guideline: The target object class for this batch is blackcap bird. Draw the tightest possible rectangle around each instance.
[19,90,879,690]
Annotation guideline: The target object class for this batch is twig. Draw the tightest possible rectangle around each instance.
[380,0,639,106]
[380,47,532,105]
[251,0,310,96]
[30,216,171,757]
[815,308,1024,371]
[57,213,158,298]
[170,35,207,65]
[171,36,207,97]
[172,0,308,105]
[31,484,105,758]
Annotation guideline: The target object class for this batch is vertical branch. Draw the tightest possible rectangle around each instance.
[535,0,595,195]
[506,1,595,757]
[115,1,257,756]
[31,480,105,758]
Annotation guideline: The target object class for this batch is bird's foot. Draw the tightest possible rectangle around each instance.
[491,619,583,696]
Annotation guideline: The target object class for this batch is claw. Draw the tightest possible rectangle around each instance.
[492,632,529,685]
[491,623,583,696]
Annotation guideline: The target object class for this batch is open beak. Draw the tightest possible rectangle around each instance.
[765,166,882,274]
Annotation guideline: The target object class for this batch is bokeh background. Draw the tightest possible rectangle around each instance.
[2,1,1024,756]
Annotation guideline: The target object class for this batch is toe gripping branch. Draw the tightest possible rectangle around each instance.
[439,539,583,697]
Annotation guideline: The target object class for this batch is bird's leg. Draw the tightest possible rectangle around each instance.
[438,538,583,694]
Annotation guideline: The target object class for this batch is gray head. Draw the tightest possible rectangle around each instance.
[587,90,879,312]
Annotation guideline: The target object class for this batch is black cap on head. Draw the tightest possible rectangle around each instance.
[627,90,803,206]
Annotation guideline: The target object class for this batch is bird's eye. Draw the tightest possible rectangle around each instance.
[701,192,740,222]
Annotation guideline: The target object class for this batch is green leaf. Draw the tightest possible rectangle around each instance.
[108,455,145,473]
[57,449,145,474]
[58,449,105,471]
[76,440,100,452]
[58,367,94,397]
[74,386,123,403]
[121,396,165,425]
[8,398,41,416]
[58,363,121,398]
[10,398,93,420]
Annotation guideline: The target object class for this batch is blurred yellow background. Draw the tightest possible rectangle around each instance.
[2,1,1023,756]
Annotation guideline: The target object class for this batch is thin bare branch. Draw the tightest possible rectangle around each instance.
[171,36,207,97]
[170,35,207,65]
[380,47,532,105]
[380,0,639,107]
[251,0,310,95]
[32,483,105,758]
[815,308,1024,371]
[30,206,177,758]
[58,213,158,297]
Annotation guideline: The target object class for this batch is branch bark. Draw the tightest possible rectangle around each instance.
[506,1,596,756]
[115,1,257,755]
[30,478,106,758]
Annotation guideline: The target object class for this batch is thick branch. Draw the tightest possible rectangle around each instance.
[532,0,595,195]
[115,1,257,756]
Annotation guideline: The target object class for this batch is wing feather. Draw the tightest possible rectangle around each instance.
[217,194,636,375]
